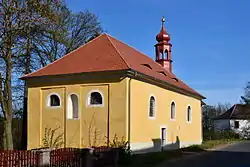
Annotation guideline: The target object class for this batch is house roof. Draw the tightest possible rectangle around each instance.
[22,33,204,99]
[214,104,250,120]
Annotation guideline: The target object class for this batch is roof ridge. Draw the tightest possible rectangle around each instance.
[106,34,174,77]
[105,34,130,69]
[22,34,106,79]
[105,34,203,98]
[230,104,237,118]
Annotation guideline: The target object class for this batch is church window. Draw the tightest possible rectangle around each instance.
[67,94,79,119]
[87,90,104,107]
[187,106,191,122]
[48,93,61,107]
[170,101,176,120]
[149,96,156,118]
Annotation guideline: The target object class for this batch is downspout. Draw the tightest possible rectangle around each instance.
[107,84,110,147]
[64,88,67,147]
[128,78,132,150]
[128,71,137,150]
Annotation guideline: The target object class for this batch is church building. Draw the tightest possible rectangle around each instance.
[22,18,205,152]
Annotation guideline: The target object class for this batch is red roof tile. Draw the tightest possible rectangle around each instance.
[23,33,204,99]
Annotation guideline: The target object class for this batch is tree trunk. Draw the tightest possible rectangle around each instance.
[21,82,28,150]
[1,49,14,150]
[3,119,13,150]
[4,50,13,150]
[21,38,31,150]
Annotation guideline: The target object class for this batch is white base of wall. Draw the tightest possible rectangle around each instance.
[130,140,202,154]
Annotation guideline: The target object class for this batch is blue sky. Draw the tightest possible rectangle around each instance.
[66,0,250,105]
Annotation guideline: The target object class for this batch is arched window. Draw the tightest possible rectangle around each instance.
[67,94,79,119]
[87,90,104,107]
[48,94,61,107]
[165,49,169,59]
[170,102,176,120]
[187,106,191,122]
[149,96,156,118]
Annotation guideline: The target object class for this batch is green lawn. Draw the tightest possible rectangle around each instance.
[182,139,242,152]
[119,150,183,167]
[119,139,242,166]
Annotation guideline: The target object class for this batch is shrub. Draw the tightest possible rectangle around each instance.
[106,134,132,165]
[41,127,64,149]
[203,129,240,141]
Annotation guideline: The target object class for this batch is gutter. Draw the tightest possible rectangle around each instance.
[128,78,131,150]
[126,69,205,100]
[127,70,137,150]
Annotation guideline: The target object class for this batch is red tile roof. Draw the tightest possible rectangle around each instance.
[23,33,204,99]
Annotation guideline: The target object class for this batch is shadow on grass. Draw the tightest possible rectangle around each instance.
[164,150,250,167]
[119,150,183,167]
[119,139,246,167]
[119,137,183,167]
[119,139,231,167]
[180,145,206,152]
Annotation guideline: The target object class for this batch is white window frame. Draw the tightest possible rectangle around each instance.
[148,94,156,120]
[187,105,192,123]
[67,93,80,120]
[170,100,176,121]
[47,92,61,108]
[86,90,104,107]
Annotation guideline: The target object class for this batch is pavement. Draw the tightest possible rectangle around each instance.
[156,141,250,167]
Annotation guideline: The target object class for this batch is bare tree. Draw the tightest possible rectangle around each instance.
[16,0,62,150]
[241,81,250,104]
[0,0,19,149]
[0,0,61,149]
[64,10,103,54]
[0,0,103,150]
[202,103,231,130]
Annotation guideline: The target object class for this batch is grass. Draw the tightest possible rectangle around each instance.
[200,139,238,149]
[119,139,243,166]
[119,150,183,167]
[182,139,242,152]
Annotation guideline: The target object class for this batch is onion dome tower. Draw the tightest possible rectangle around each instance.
[155,17,173,73]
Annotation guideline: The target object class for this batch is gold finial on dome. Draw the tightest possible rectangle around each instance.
[161,16,166,23]
[156,16,170,42]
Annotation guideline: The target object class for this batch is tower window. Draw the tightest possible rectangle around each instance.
[165,49,169,59]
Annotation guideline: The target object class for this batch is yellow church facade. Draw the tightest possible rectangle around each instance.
[23,19,205,152]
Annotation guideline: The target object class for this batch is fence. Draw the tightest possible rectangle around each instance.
[0,150,39,167]
[50,148,82,167]
[0,147,119,167]
[93,147,119,167]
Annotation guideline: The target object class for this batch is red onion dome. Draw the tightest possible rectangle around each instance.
[156,17,170,42]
